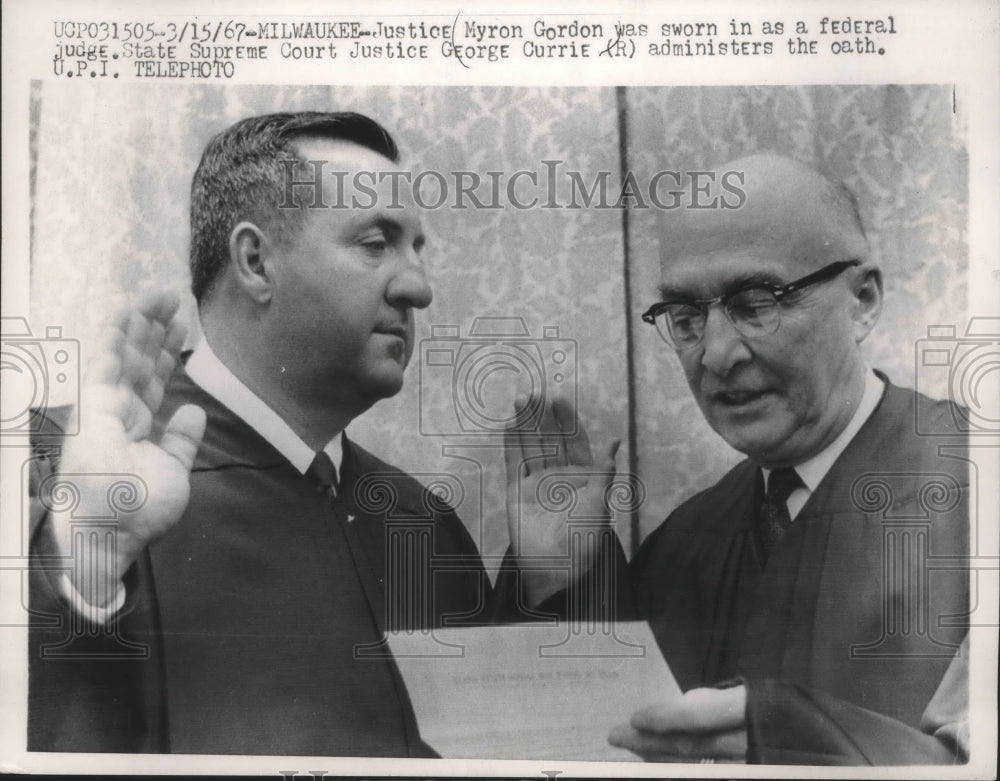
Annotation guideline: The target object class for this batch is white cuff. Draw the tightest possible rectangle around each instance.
[59,573,127,625]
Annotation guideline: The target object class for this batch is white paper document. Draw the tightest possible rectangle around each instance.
[387,621,681,761]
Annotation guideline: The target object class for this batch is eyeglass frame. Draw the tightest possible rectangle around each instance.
[641,259,862,350]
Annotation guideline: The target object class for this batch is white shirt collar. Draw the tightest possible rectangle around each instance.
[184,338,343,477]
[763,369,885,517]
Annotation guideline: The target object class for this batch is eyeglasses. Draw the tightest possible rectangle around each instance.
[642,259,860,350]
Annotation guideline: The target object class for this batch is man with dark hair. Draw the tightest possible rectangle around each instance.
[188,112,399,301]
[28,111,508,756]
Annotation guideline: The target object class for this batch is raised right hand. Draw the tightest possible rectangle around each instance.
[50,289,206,607]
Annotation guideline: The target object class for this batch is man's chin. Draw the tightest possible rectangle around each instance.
[361,367,407,401]
[711,419,796,464]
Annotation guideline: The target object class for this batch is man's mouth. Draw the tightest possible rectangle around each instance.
[375,326,407,340]
[711,389,773,406]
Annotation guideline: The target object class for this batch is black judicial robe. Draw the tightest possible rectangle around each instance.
[628,380,970,764]
[28,368,495,756]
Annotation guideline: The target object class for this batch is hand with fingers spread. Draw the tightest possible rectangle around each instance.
[608,686,748,763]
[50,289,207,608]
[502,394,620,606]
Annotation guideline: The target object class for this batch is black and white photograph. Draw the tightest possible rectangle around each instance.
[2,2,997,778]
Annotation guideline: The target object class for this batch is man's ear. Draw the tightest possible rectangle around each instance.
[228,221,273,304]
[851,263,883,343]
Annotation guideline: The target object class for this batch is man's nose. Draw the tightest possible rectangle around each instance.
[699,305,751,376]
[386,251,433,310]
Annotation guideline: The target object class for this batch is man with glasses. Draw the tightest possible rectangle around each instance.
[598,154,969,764]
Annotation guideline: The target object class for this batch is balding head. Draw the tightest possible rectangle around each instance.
[652,153,883,468]
[664,153,869,276]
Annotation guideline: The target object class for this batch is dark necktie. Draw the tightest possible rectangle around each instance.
[759,466,803,559]
[306,450,339,505]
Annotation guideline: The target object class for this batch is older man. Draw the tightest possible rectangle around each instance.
[603,154,970,764]
[28,112,524,756]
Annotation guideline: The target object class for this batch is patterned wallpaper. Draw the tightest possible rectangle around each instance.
[29,84,966,559]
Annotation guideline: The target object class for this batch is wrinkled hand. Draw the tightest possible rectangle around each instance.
[503,394,619,605]
[52,289,206,606]
[609,686,748,763]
